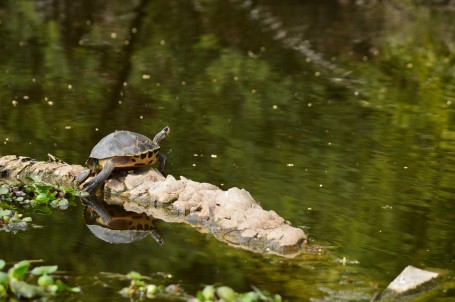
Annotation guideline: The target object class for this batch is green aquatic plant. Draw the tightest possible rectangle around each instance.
[119,271,283,301]
[119,271,171,299]
[196,284,283,302]
[0,259,80,299]
[0,176,86,231]
[0,208,33,232]
[0,177,81,210]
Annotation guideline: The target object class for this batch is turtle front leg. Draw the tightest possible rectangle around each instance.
[157,153,167,177]
[83,159,116,195]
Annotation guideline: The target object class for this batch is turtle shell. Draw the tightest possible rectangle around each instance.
[86,130,161,171]
[90,130,158,159]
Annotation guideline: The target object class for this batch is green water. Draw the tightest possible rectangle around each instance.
[1,1,455,301]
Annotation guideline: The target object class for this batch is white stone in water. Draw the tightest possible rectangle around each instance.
[386,266,438,294]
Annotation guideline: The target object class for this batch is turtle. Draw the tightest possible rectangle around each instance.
[80,126,170,194]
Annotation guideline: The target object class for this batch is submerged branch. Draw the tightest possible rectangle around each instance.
[0,155,307,257]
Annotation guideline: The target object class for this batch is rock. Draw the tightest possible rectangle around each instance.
[387,266,438,293]
[376,265,439,301]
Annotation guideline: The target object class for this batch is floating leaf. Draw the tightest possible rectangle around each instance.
[240,291,260,302]
[50,199,59,208]
[146,284,158,298]
[47,283,59,294]
[60,186,76,194]
[34,184,53,195]
[23,185,35,194]
[8,260,30,280]
[10,278,46,298]
[0,284,6,298]
[34,193,50,204]
[37,274,54,287]
[202,285,215,300]
[216,286,236,301]
[126,271,142,280]
[0,272,8,286]
[58,199,69,209]
[0,209,12,218]
[0,187,9,195]
[196,290,205,302]
[0,260,5,270]
[272,294,283,302]
[27,174,42,183]
[31,265,58,276]
[54,279,81,293]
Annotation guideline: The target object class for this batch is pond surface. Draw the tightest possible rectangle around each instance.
[1,1,455,301]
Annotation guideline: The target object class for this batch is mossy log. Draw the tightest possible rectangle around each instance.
[0,155,308,257]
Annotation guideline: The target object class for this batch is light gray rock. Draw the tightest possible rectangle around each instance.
[376,265,439,301]
[387,266,438,293]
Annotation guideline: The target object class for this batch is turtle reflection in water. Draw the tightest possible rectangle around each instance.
[79,126,170,195]
[82,197,163,245]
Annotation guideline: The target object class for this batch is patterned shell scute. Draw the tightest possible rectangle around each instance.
[90,131,157,159]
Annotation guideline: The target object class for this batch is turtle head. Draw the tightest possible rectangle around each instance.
[153,126,170,144]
